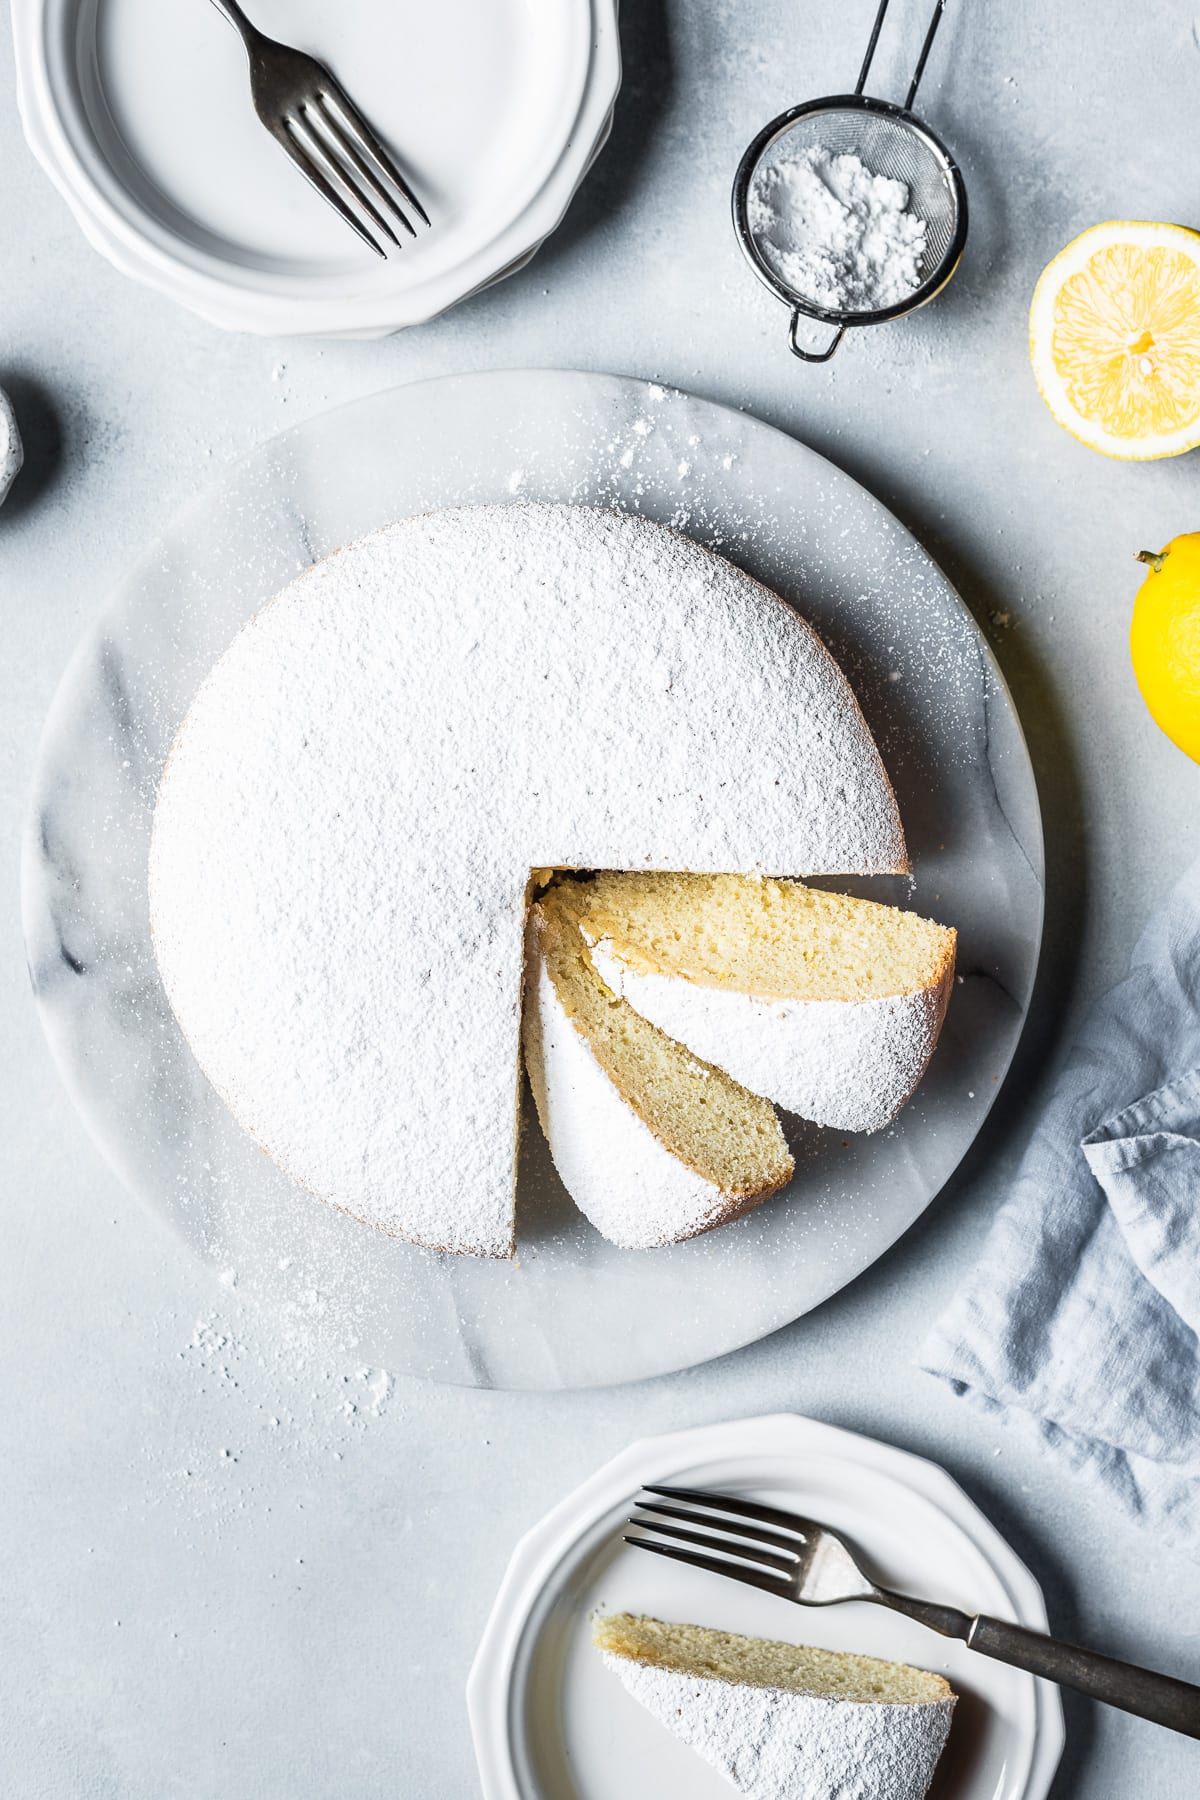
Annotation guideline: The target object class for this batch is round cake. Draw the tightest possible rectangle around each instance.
[148,503,906,1256]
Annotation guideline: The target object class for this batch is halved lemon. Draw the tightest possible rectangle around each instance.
[1030,221,1200,460]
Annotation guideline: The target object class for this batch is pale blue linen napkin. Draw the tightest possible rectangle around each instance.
[922,853,1200,1542]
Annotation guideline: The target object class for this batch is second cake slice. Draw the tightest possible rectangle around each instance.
[555,873,956,1133]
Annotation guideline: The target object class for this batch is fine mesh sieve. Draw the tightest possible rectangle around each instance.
[732,0,967,362]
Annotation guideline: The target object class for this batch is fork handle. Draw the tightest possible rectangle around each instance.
[875,1588,1200,1738]
[967,1614,1200,1739]
[207,0,262,46]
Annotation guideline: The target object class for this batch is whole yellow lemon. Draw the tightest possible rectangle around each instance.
[1131,534,1200,762]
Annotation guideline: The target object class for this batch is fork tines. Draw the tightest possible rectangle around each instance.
[625,1483,807,1597]
[276,75,429,259]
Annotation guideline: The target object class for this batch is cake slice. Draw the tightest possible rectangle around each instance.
[554,873,956,1133]
[594,1613,955,1800]
[522,894,793,1249]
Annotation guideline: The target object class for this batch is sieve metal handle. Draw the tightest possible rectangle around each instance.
[789,313,847,363]
[856,0,948,111]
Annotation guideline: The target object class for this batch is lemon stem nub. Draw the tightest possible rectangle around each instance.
[1135,550,1167,572]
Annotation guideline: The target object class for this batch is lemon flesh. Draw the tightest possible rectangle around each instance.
[1131,534,1200,763]
[1030,222,1200,460]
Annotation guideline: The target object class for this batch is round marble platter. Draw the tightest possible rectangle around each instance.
[22,370,1043,1389]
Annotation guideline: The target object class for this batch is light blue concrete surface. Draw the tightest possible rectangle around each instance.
[3,2,1200,1793]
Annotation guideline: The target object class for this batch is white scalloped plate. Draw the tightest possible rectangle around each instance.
[468,1415,1065,1800]
[12,0,619,336]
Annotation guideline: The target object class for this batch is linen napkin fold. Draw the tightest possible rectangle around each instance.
[922,852,1200,1544]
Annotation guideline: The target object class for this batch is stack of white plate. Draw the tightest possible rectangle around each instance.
[12,0,620,336]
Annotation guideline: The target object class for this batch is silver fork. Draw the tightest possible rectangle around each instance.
[207,0,429,258]
[628,1484,1200,1739]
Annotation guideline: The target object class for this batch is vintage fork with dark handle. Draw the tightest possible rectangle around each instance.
[627,1485,1200,1739]
[207,0,429,257]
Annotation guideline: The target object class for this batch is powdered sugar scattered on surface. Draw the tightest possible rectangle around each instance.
[143,1292,402,1538]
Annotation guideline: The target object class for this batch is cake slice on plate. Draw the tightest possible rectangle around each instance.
[594,1613,955,1800]
[523,893,793,1249]
[555,872,956,1133]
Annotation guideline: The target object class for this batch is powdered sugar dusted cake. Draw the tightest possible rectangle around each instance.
[596,1614,955,1800]
[523,934,747,1248]
[149,503,906,1256]
[551,872,955,1137]
[588,941,952,1132]
[522,908,792,1249]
